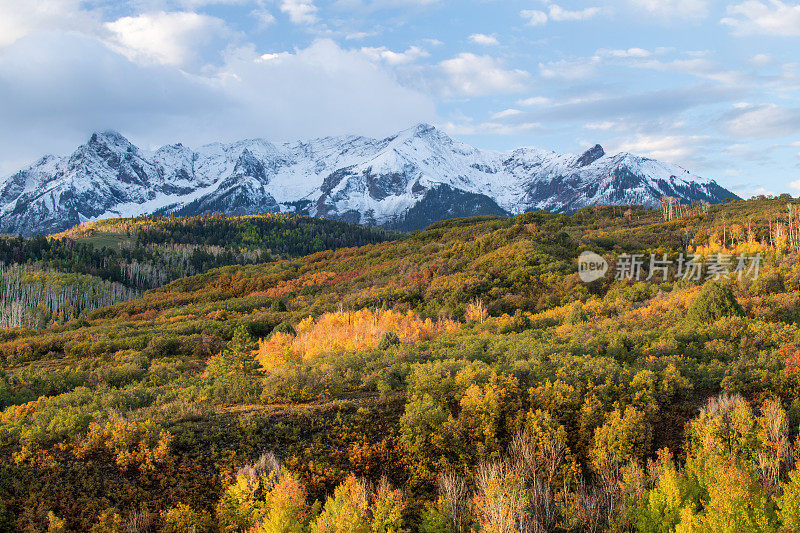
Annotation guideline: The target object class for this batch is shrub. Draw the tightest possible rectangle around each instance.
[272,321,297,336]
[160,504,213,533]
[565,302,586,324]
[686,281,744,324]
[377,331,401,350]
[47,511,66,533]
[270,299,288,312]
[777,468,800,531]
[511,309,531,332]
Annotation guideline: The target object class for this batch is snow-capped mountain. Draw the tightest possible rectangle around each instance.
[0,124,738,236]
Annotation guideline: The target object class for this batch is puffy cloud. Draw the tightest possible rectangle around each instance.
[749,53,774,66]
[105,11,231,67]
[251,8,277,28]
[360,45,429,65]
[0,0,98,47]
[0,34,436,175]
[438,53,530,96]
[722,0,800,36]
[547,4,601,21]
[521,9,548,26]
[521,4,601,26]
[219,40,435,135]
[280,0,319,24]
[468,33,499,46]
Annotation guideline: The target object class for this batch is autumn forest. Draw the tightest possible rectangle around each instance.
[3,198,800,532]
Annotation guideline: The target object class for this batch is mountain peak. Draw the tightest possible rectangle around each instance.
[88,130,133,149]
[576,144,605,167]
[0,126,738,236]
[392,122,439,140]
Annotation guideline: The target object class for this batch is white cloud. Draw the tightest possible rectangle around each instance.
[750,53,774,66]
[251,8,277,28]
[744,186,776,196]
[174,0,250,7]
[724,103,800,138]
[625,0,709,20]
[280,0,319,24]
[0,0,99,48]
[596,47,744,84]
[105,11,231,67]
[790,179,800,191]
[512,85,737,128]
[517,96,551,106]
[521,9,548,26]
[469,33,499,46]
[548,4,601,21]
[332,0,441,9]
[539,57,600,80]
[638,57,743,84]
[521,4,601,25]
[722,0,800,36]
[219,40,435,135]
[597,47,652,58]
[492,108,523,119]
[0,34,436,175]
[443,120,542,135]
[360,45,429,65]
[344,31,378,40]
[616,134,710,162]
[584,121,618,130]
[439,53,530,96]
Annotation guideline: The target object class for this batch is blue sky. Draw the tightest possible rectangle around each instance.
[1,0,800,197]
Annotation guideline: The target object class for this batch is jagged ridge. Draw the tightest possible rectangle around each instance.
[0,124,739,235]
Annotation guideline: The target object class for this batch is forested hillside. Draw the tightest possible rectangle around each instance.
[0,265,137,329]
[3,197,800,532]
[0,214,398,327]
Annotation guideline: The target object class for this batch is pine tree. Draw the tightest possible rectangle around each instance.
[686,281,744,324]
[205,325,263,403]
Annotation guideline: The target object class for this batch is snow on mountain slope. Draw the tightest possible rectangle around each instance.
[0,124,739,235]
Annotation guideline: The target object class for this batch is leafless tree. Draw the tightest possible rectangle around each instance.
[239,451,282,480]
[437,471,470,533]
[475,460,531,533]
[126,506,152,533]
[508,430,565,533]
[756,398,792,492]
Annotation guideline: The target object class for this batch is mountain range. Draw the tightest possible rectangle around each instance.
[0,123,738,236]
